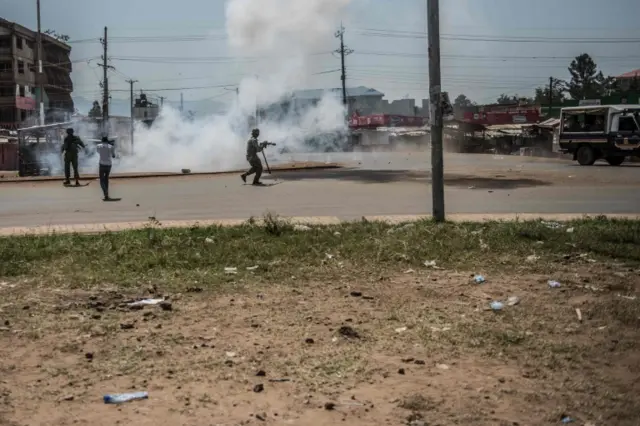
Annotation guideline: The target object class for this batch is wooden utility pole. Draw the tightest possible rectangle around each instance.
[427,0,445,222]
[180,92,184,113]
[100,27,109,136]
[159,96,164,107]
[126,79,138,153]
[36,0,44,125]
[334,25,353,110]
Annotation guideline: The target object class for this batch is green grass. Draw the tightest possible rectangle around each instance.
[1,215,639,290]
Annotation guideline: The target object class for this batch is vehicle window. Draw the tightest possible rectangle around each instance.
[584,113,605,132]
[618,117,638,132]
[563,114,585,132]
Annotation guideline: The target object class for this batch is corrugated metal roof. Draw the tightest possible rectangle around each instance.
[617,69,640,79]
[291,86,384,100]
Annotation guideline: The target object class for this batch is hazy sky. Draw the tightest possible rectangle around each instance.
[2,0,639,106]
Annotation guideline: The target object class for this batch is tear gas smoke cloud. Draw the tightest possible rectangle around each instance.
[82,0,353,173]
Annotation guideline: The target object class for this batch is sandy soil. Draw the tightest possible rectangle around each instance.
[1,259,639,425]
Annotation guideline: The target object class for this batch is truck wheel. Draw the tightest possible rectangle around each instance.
[605,156,625,166]
[576,145,596,166]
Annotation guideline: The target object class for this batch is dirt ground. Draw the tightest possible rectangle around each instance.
[1,260,639,425]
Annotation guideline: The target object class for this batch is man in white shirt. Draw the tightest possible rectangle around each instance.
[96,136,116,201]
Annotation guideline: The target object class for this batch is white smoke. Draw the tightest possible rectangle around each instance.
[111,0,353,173]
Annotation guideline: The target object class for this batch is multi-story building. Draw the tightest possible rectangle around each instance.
[0,18,74,130]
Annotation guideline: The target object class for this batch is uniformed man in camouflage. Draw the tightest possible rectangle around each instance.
[61,128,86,186]
[240,128,267,186]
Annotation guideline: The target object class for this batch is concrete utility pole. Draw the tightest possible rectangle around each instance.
[427,0,445,221]
[548,76,554,117]
[126,79,138,153]
[334,24,353,110]
[100,27,110,136]
[36,0,44,125]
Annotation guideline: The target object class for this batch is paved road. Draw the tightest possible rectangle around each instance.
[0,152,639,228]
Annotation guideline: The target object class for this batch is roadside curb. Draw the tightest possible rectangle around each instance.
[1,213,638,237]
[0,162,343,184]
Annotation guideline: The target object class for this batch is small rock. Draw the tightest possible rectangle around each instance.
[256,413,266,421]
[159,301,173,311]
[255,370,266,377]
[60,395,74,402]
[324,402,336,411]
[436,363,449,370]
[85,352,94,361]
[414,360,425,365]
[293,224,311,232]
[401,358,415,363]
[305,338,315,344]
[338,326,360,339]
[120,323,135,330]
[253,384,264,393]
[398,368,405,375]
[349,291,362,297]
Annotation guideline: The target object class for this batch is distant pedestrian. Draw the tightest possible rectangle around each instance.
[96,136,116,201]
[61,128,85,186]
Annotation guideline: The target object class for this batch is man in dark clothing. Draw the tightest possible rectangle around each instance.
[61,128,86,186]
[240,128,268,186]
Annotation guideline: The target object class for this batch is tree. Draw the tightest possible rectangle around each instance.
[496,94,533,105]
[88,101,102,119]
[453,94,474,108]
[44,29,70,42]
[566,53,614,100]
[534,79,566,104]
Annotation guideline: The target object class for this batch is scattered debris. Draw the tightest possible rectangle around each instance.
[246,265,259,271]
[575,308,583,322]
[293,224,311,232]
[566,227,575,233]
[395,327,408,333]
[526,254,540,263]
[225,351,237,358]
[268,378,290,383]
[474,275,486,284]
[60,395,75,402]
[548,280,561,289]
[542,221,564,230]
[404,269,415,274]
[507,296,521,306]
[333,231,341,236]
[617,294,637,301]
[350,291,363,297]
[204,237,214,244]
[561,416,575,423]
[120,323,135,330]
[436,364,449,370]
[423,260,441,269]
[325,253,335,260]
[128,298,164,307]
[224,267,238,275]
[490,301,504,311]
[103,391,149,404]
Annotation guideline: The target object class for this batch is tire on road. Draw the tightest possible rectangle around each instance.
[576,145,597,166]
[605,156,625,166]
